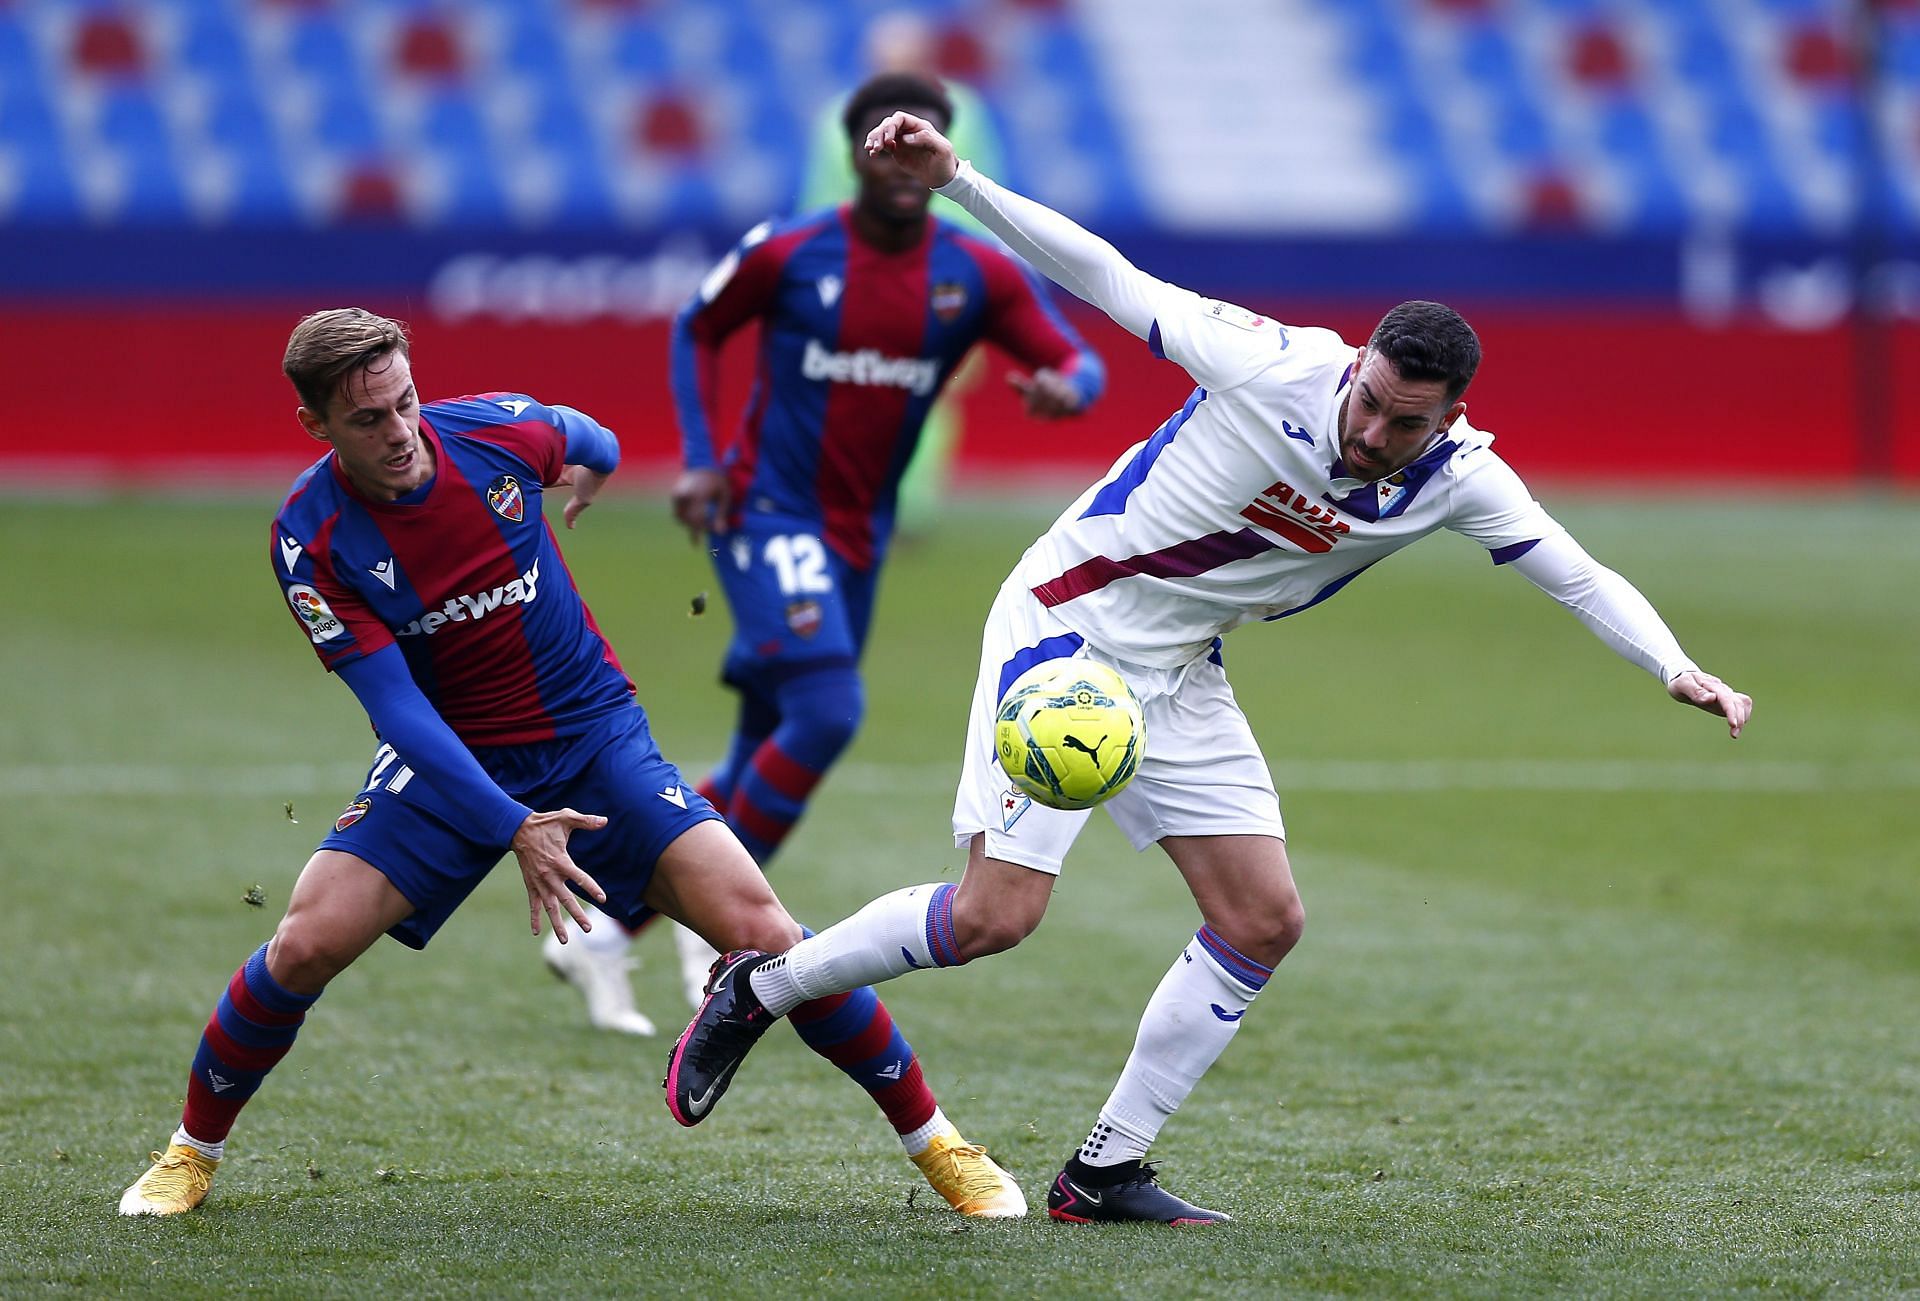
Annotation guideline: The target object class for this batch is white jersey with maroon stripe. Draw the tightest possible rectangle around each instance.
[1014,302,1562,671]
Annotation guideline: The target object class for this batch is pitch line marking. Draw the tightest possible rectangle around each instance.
[3,758,1915,799]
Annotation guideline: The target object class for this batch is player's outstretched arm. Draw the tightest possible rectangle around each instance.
[1504,534,1753,739]
[866,112,1179,340]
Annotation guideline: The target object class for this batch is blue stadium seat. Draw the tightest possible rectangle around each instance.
[175,10,248,78]
[224,153,300,225]
[95,85,172,155]
[0,13,39,83]
[310,83,385,156]
[418,88,490,156]
[0,83,59,148]
[609,16,674,83]
[2,149,80,223]
[285,12,360,83]
[119,154,191,224]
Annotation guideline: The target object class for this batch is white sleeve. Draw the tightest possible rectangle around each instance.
[934,162,1282,391]
[1506,533,1699,685]
[935,161,1175,338]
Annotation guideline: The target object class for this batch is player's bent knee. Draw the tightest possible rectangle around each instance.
[707,901,805,956]
[266,920,357,994]
[779,668,865,761]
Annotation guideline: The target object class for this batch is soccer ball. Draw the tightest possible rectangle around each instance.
[994,659,1144,811]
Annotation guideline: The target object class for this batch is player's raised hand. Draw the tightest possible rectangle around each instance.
[511,808,609,942]
[670,467,730,543]
[559,464,610,530]
[1667,669,1753,738]
[864,112,958,189]
[1009,368,1084,419]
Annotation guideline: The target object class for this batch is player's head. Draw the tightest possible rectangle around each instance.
[1339,301,1481,482]
[845,72,952,227]
[284,308,428,501]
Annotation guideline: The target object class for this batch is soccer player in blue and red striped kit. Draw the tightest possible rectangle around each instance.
[117,308,1026,1219]
[544,72,1107,1018]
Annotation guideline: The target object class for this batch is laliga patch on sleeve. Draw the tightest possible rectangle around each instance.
[1203,299,1270,331]
[287,583,346,643]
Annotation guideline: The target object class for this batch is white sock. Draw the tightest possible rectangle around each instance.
[575,902,633,957]
[750,882,960,1018]
[899,1106,951,1156]
[1077,930,1269,1167]
[173,1124,225,1162]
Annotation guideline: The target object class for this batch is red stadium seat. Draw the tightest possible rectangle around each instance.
[1567,23,1632,89]
[1784,24,1853,85]
[73,12,145,77]
[1522,171,1582,228]
[636,93,702,156]
[338,163,404,222]
[935,24,989,83]
[396,17,463,80]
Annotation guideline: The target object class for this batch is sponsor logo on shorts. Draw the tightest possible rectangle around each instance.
[1001,787,1032,832]
[786,599,823,639]
[333,796,372,832]
[487,474,525,523]
[287,583,345,643]
[931,280,968,323]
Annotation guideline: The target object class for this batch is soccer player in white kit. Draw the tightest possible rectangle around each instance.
[666,113,1754,1224]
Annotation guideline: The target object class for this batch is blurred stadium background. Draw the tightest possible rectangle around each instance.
[2,0,1917,485]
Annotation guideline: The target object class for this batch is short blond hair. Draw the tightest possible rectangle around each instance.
[282,308,411,416]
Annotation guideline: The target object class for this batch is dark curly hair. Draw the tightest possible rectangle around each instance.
[1367,301,1481,401]
[842,71,953,143]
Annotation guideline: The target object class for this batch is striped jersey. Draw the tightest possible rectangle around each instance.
[1017,296,1564,670]
[672,205,1104,569]
[270,394,635,747]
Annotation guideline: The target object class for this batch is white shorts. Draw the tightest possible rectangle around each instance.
[952,578,1286,875]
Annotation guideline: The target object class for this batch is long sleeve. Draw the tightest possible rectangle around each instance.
[1506,532,1698,684]
[337,645,532,848]
[935,161,1184,341]
[671,221,787,471]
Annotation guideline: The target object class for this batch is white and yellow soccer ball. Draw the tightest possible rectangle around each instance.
[994,659,1144,811]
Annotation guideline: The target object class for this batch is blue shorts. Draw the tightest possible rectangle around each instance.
[712,514,880,690]
[317,707,722,949]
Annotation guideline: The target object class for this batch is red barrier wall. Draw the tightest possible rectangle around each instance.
[1,303,1908,486]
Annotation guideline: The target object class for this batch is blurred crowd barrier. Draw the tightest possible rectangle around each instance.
[2,0,1916,484]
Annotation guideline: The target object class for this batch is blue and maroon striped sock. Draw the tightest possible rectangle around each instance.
[179,942,319,1151]
[787,984,938,1142]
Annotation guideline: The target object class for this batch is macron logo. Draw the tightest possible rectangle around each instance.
[279,535,303,575]
[496,399,531,416]
[397,560,539,637]
[660,786,688,809]
[801,339,938,396]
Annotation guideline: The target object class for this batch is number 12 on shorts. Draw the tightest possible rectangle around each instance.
[761,534,832,596]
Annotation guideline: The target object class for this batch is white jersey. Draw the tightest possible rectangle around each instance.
[935,160,1695,685]
[1015,309,1559,669]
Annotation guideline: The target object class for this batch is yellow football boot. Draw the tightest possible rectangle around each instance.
[909,1130,1028,1218]
[118,1142,219,1216]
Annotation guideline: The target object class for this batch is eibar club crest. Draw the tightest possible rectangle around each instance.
[487,474,524,523]
[1001,787,1032,831]
[333,796,372,832]
[1375,472,1408,515]
[931,281,968,323]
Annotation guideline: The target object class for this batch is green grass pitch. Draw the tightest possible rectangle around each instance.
[2,492,1915,1296]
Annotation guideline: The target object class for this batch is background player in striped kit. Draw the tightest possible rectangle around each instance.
[664,114,1755,1225]
[543,72,1106,1025]
[117,308,1026,1220]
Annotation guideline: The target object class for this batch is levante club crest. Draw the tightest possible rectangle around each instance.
[931,281,968,324]
[487,474,524,523]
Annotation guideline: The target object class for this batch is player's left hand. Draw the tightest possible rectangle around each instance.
[1667,670,1753,738]
[864,112,958,189]
[511,808,609,941]
[1009,369,1083,419]
[559,464,610,530]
